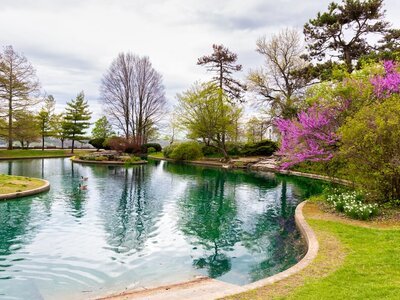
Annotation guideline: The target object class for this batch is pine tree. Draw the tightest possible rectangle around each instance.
[63,92,91,153]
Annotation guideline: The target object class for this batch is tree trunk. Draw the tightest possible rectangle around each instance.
[8,95,13,150]
[42,135,45,151]
[61,139,64,149]
[71,138,75,154]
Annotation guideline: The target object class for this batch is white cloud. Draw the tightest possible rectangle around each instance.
[0,0,399,121]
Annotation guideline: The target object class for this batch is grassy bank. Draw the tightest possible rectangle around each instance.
[0,149,91,159]
[0,174,45,194]
[224,201,400,300]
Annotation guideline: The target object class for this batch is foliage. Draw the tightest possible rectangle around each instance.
[13,110,40,149]
[326,189,379,220]
[0,45,40,149]
[244,117,270,143]
[62,91,92,153]
[162,144,177,158]
[169,142,203,161]
[240,140,278,157]
[89,138,108,150]
[276,103,342,169]
[147,147,156,154]
[91,116,114,139]
[370,60,400,98]
[303,0,400,73]
[197,44,245,101]
[339,96,400,201]
[176,82,242,159]
[37,95,56,150]
[123,156,142,166]
[50,113,68,149]
[141,143,162,153]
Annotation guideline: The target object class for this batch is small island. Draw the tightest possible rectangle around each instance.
[72,151,147,165]
[0,174,50,200]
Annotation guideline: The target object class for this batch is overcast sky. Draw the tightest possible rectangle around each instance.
[1,0,400,120]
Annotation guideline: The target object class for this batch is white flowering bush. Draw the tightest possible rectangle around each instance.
[326,189,378,220]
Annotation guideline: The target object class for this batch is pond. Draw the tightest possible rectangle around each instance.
[0,158,323,299]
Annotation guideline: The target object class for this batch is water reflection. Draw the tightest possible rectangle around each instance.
[0,158,325,299]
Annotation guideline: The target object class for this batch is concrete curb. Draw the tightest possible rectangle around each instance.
[71,158,147,166]
[0,178,50,200]
[238,200,319,291]
[0,155,73,161]
[99,201,319,300]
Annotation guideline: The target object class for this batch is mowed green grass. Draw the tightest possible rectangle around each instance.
[0,174,45,194]
[282,220,400,300]
[226,216,400,300]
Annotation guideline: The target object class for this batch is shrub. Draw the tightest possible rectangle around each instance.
[163,144,178,158]
[201,145,220,156]
[95,155,108,161]
[169,142,203,161]
[123,156,142,166]
[141,143,162,153]
[240,140,278,156]
[326,190,378,220]
[340,96,400,202]
[104,137,140,153]
[89,138,106,150]
[147,147,156,154]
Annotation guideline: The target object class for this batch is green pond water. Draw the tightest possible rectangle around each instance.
[0,158,324,299]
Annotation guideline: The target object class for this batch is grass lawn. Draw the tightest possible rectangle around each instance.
[0,174,45,194]
[224,202,400,300]
[148,152,165,158]
[0,149,91,159]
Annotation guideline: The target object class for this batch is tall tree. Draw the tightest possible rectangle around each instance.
[0,45,40,149]
[101,53,166,144]
[63,92,91,153]
[304,0,400,73]
[37,95,55,151]
[197,44,245,101]
[13,110,40,149]
[91,116,114,139]
[176,83,242,160]
[248,29,310,119]
[50,113,68,149]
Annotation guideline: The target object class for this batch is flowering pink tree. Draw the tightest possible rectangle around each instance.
[371,60,400,98]
[275,104,341,169]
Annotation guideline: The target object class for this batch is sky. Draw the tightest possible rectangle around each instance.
[1,0,400,120]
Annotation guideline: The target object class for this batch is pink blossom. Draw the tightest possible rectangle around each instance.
[371,60,400,98]
[275,104,341,169]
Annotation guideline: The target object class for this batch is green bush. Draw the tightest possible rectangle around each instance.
[340,96,400,202]
[141,143,162,153]
[95,155,108,161]
[240,140,278,156]
[123,156,142,166]
[147,147,156,154]
[163,144,178,158]
[89,138,108,150]
[169,142,203,161]
[201,145,220,156]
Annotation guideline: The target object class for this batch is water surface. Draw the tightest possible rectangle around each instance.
[0,158,323,299]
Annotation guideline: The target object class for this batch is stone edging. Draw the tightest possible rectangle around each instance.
[100,200,319,299]
[0,178,50,200]
[71,158,147,166]
[0,155,73,161]
[236,200,319,291]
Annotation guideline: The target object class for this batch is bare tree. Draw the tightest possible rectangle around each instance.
[101,53,166,145]
[0,45,40,149]
[248,29,310,119]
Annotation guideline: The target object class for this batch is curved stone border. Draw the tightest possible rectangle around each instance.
[100,200,319,300]
[71,158,147,166]
[238,200,319,291]
[0,178,50,200]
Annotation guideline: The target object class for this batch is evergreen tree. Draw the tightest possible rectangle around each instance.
[63,92,91,153]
